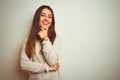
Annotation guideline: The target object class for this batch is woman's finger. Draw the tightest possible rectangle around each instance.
[40,27,44,31]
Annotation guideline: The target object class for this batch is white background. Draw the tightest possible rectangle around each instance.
[0,0,120,80]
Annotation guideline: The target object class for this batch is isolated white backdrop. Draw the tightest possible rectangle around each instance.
[0,0,120,80]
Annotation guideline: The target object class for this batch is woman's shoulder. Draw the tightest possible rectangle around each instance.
[22,37,28,45]
[25,37,28,42]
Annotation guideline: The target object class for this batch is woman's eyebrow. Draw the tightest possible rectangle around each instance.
[41,12,52,15]
[41,12,45,14]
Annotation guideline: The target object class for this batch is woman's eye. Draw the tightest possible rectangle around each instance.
[40,14,44,16]
[48,15,52,18]
[40,14,43,16]
[40,13,52,19]
[48,16,52,18]
[40,13,45,16]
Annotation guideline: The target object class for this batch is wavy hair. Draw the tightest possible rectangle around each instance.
[25,5,56,58]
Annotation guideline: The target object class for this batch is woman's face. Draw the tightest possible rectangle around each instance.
[39,8,53,29]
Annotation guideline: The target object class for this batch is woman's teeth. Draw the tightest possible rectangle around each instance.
[43,21,48,25]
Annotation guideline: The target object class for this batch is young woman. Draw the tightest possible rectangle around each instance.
[20,5,62,80]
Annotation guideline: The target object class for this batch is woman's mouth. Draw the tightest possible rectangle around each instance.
[42,21,49,25]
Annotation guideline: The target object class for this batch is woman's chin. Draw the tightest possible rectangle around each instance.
[41,26,49,29]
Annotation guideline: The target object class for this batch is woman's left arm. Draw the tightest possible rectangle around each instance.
[42,36,61,67]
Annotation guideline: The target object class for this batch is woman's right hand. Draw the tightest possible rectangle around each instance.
[50,63,59,71]
[38,27,48,39]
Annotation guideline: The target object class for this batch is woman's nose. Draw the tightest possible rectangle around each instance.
[44,16,48,20]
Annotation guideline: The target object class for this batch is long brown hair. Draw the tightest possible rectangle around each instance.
[25,5,56,58]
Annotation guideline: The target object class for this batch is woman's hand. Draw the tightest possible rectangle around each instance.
[50,63,59,71]
[38,27,48,39]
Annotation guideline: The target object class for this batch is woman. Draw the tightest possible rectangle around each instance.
[20,5,62,80]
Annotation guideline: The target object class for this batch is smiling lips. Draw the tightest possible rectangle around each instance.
[42,21,49,26]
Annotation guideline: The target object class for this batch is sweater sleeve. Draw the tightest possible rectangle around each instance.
[42,36,61,66]
[20,39,51,73]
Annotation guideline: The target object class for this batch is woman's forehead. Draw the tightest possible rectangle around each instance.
[41,8,52,14]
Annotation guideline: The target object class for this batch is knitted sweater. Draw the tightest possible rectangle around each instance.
[20,36,62,80]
